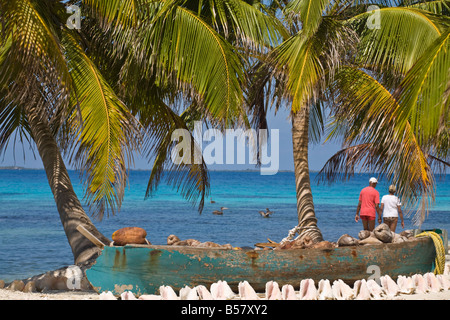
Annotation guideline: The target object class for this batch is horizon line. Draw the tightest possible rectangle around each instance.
[0,165,379,174]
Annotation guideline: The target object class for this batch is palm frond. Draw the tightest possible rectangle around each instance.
[317,143,377,183]
[207,0,289,49]
[133,4,247,127]
[63,31,139,220]
[284,0,331,35]
[349,7,449,82]
[270,17,355,112]
[245,61,281,130]
[394,28,450,152]
[0,89,31,157]
[138,99,210,214]
[408,0,450,15]
[83,0,141,30]
[324,66,436,225]
[0,0,72,125]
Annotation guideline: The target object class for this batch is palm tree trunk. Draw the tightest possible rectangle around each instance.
[25,107,110,264]
[292,106,323,243]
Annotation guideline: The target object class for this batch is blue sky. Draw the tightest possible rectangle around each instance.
[0,107,343,172]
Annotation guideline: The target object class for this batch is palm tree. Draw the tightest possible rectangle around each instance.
[320,2,450,225]
[251,0,450,243]
[0,0,138,263]
[0,0,285,264]
[253,0,359,243]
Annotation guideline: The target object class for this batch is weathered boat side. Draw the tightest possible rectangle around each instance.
[86,237,435,296]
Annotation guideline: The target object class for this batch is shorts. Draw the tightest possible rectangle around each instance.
[383,217,398,223]
[360,215,375,221]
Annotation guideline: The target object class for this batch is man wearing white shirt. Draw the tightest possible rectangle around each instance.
[380,185,404,232]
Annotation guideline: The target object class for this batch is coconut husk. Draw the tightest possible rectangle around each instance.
[112,227,148,246]
[359,236,383,245]
[337,234,359,247]
[374,223,393,243]
[358,230,372,240]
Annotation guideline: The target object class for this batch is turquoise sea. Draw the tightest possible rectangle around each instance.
[0,169,449,282]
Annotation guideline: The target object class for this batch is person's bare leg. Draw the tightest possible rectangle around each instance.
[367,219,375,231]
[383,218,390,230]
[387,218,398,232]
[362,219,369,230]
[383,218,398,232]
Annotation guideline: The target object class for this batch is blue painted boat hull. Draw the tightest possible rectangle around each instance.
[86,237,436,295]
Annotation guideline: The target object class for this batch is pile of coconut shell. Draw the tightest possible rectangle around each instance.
[272,224,417,250]
[110,227,235,249]
[166,234,234,249]
[110,224,417,250]
[337,223,416,247]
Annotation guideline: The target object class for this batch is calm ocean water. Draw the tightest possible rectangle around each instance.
[0,169,449,282]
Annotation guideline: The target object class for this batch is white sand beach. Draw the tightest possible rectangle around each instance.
[0,289,99,300]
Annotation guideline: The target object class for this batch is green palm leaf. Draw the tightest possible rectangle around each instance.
[394,28,450,152]
[139,100,210,213]
[408,0,450,15]
[0,89,31,156]
[270,17,354,112]
[0,0,72,124]
[83,0,265,211]
[134,4,247,127]
[205,0,289,48]
[350,7,449,78]
[285,0,331,35]
[324,66,437,224]
[83,0,141,29]
[271,32,319,112]
[63,31,138,219]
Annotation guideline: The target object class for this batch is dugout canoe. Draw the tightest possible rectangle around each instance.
[85,236,437,296]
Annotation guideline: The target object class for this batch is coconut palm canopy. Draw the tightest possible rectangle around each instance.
[243,0,450,242]
[0,0,286,262]
[320,1,450,225]
[0,0,286,216]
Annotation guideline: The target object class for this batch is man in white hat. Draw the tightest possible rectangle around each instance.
[355,177,382,231]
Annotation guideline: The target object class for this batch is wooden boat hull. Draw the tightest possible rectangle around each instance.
[86,237,436,296]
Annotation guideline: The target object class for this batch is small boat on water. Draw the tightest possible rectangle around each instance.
[84,233,439,296]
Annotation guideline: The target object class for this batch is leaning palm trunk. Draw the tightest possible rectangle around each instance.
[25,106,110,264]
[291,107,323,243]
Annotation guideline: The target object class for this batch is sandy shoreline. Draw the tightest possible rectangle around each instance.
[0,288,99,300]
